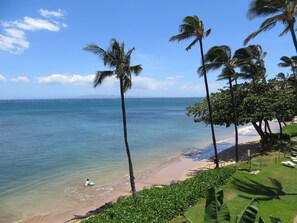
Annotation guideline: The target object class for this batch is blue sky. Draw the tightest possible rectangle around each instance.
[0,0,296,99]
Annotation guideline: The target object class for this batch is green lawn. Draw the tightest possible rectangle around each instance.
[171,153,297,223]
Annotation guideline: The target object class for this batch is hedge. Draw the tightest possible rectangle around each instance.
[83,166,235,223]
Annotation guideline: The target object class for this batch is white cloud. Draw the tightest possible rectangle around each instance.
[39,9,65,18]
[10,76,29,82]
[0,9,66,54]
[0,29,29,54]
[4,17,61,32]
[166,75,184,80]
[0,75,6,81]
[37,74,95,84]
[133,76,175,90]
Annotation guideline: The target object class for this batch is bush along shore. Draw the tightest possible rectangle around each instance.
[82,166,235,223]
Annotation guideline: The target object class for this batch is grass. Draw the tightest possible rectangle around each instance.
[170,151,297,223]
[283,123,297,138]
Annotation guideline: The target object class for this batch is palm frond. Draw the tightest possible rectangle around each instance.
[94,70,114,87]
[123,75,132,93]
[204,28,211,37]
[248,0,282,19]
[279,25,290,36]
[185,38,199,51]
[130,65,143,76]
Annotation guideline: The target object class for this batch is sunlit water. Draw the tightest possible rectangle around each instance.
[0,98,257,222]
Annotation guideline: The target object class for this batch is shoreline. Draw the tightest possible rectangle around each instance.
[23,121,281,223]
[25,137,264,223]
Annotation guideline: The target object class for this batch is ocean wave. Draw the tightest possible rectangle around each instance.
[237,124,257,136]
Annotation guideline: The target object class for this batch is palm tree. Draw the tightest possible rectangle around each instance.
[235,44,271,143]
[234,45,267,89]
[169,16,219,168]
[244,0,297,52]
[278,55,297,113]
[276,72,292,89]
[278,55,297,77]
[202,45,239,162]
[83,39,142,198]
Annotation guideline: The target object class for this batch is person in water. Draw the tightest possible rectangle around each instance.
[84,179,90,187]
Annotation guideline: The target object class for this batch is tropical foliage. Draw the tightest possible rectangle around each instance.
[84,39,142,197]
[244,0,297,52]
[203,188,282,223]
[204,187,230,223]
[187,80,295,147]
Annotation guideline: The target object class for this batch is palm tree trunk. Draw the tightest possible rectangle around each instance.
[227,75,239,162]
[199,39,219,169]
[289,22,297,53]
[120,77,136,198]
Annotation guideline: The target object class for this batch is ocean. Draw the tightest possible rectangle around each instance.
[0,98,257,222]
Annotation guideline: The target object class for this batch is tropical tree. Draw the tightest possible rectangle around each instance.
[278,55,297,114]
[83,39,142,198]
[187,81,295,147]
[278,55,297,77]
[200,45,239,162]
[244,0,297,53]
[234,45,267,87]
[276,72,292,89]
[169,16,219,168]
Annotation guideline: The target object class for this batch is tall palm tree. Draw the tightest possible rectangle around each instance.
[83,39,142,198]
[202,45,239,162]
[169,16,219,168]
[244,0,297,52]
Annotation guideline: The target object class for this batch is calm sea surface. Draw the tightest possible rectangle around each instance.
[0,98,245,222]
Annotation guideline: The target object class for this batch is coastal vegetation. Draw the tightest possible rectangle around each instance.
[187,80,295,147]
[171,143,297,223]
[82,167,235,223]
[169,16,219,168]
[83,39,142,197]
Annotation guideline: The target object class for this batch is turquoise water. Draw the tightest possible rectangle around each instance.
[0,98,238,222]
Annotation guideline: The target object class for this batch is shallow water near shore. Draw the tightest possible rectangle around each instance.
[0,97,257,223]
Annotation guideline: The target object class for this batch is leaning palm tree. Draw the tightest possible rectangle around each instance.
[83,39,142,198]
[169,16,219,168]
[201,45,239,162]
[244,0,297,52]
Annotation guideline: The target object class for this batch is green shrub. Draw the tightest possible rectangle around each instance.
[82,167,235,223]
[282,124,297,138]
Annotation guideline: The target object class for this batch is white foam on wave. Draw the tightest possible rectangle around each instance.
[237,124,257,136]
[65,184,113,202]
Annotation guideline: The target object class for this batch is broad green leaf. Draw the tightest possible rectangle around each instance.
[236,199,259,223]
[204,187,231,223]
[269,216,282,223]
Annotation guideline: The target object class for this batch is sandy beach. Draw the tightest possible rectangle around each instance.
[24,134,268,223]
